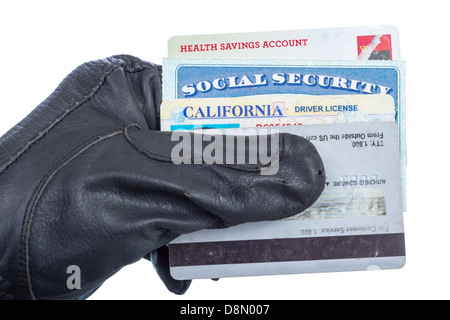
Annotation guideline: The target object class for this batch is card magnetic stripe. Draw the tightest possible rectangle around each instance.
[169,233,405,267]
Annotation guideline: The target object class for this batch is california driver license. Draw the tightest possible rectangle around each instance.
[160,94,396,131]
[168,121,405,280]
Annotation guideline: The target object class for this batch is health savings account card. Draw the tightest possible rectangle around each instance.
[168,25,400,60]
[162,58,406,210]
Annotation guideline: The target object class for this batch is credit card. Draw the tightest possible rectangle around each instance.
[162,58,406,209]
[160,94,396,131]
[169,122,405,279]
[168,25,400,60]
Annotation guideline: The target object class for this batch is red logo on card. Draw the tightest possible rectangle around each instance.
[357,34,392,60]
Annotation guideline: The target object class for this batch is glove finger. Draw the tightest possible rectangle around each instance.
[149,246,191,295]
[123,126,326,228]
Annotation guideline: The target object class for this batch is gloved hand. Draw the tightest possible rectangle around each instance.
[0,55,325,300]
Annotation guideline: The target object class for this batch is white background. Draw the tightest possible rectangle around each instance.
[0,0,448,300]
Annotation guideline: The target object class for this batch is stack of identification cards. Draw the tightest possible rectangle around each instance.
[162,26,406,279]
[169,122,405,279]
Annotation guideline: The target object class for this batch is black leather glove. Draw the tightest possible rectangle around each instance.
[0,55,325,300]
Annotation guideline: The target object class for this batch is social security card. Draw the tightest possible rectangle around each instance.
[162,58,406,209]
